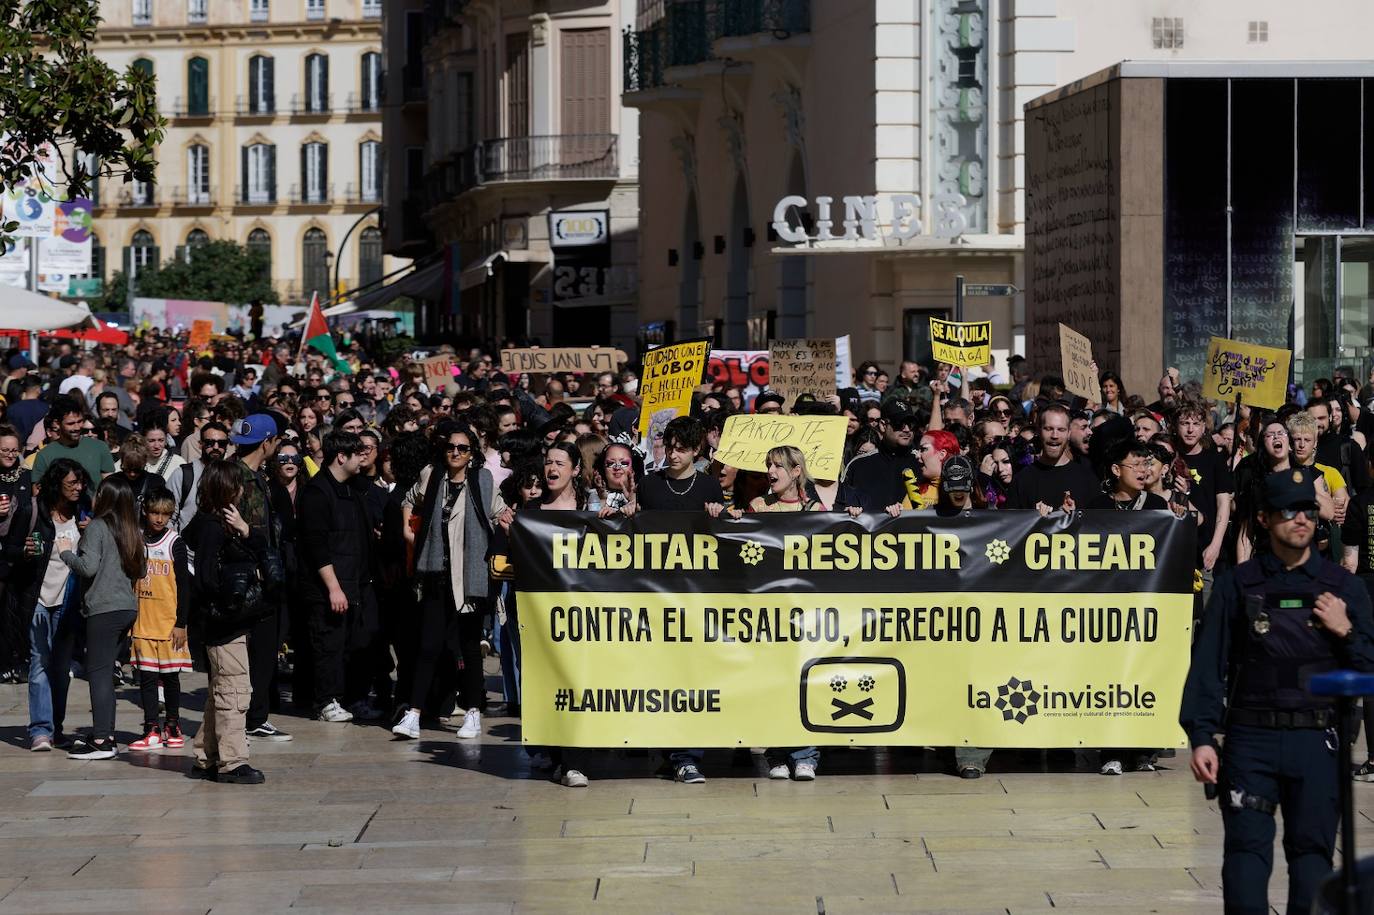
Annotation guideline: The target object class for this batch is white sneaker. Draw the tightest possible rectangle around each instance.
[392,709,421,740]
[348,700,383,721]
[768,764,790,780]
[318,700,353,723]
[560,768,589,788]
[793,763,817,781]
[1100,759,1124,776]
[456,708,481,739]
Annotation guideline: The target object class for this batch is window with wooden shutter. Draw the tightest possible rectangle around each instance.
[187,57,209,115]
[559,28,611,168]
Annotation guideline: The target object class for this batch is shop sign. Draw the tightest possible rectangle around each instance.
[549,210,609,248]
[772,193,979,244]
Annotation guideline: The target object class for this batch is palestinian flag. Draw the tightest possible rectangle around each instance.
[299,291,351,373]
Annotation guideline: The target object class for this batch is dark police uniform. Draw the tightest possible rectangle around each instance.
[1181,471,1374,915]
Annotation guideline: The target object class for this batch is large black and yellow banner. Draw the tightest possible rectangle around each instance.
[512,511,1196,748]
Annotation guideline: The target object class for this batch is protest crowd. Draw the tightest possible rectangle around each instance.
[2,326,1374,802]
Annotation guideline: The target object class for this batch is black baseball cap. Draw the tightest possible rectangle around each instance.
[881,399,915,427]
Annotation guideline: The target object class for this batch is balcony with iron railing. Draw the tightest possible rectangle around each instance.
[712,0,810,38]
[290,183,335,205]
[290,93,333,116]
[117,185,158,208]
[235,95,276,117]
[625,0,809,95]
[168,186,216,207]
[170,96,216,118]
[457,135,618,195]
[346,92,381,114]
[235,184,278,205]
[346,182,382,204]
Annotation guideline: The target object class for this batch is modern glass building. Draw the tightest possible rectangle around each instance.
[1026,61,1374,395]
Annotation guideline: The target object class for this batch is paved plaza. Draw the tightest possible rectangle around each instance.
[0,672,1367,913]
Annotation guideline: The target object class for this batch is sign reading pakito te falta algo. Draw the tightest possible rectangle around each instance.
[513,511,1196,748]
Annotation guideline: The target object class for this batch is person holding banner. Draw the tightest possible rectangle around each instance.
[1183,470,1374,915]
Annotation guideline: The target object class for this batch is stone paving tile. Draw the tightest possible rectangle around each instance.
[6,676,1374,912]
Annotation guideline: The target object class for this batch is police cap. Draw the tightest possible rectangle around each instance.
[1263,469,1318,512]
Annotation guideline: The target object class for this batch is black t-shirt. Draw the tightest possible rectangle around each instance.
[638,471,724,511]
[1006,459,1100,511]
[1317,432,1369,496]
[1086,491,1169,511]
[1182,446,1235,556]
[1341,487,1374,576]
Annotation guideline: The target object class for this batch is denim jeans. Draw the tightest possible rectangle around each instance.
[496,583,521,706]
[28,587,79,741]
[767,747,820,769]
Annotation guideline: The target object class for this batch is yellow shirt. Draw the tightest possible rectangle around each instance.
[1314,462,1346,496]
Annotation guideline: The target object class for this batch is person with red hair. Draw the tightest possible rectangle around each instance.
[906,429,959,509]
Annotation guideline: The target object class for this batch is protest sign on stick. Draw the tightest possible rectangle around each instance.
[638,339,712,439]
[1058,323,1097,401]
[929,319,991,367]
[768,339,836,408]
[1201,336,1291,412]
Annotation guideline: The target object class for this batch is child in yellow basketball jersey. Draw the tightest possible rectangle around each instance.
[128,490,193,752]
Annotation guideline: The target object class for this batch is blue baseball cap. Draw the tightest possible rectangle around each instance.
[230,413,278,446]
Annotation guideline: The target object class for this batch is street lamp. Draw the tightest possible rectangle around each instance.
[333,205,382,305]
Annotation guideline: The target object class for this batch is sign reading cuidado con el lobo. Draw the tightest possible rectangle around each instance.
[513,510,1195,748]
[637,338,711,440]
[929,318,991,367]
[499,346,628,375]
[1202,336,1291,411]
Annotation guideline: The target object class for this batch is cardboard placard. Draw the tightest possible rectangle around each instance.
[638,339,712,439]
[768,338,837,408]
[1202,336,1291,411]
[500,346,628,375]
[714,414,848,481]
[1058,323,1096,401]
[421,355,453,387]
[188,319,213,349]
[929,319,991,367]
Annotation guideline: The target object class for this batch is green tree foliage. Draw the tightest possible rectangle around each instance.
[103,240,276,308]
[0,0,164,240]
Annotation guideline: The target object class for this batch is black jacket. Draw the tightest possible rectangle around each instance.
[1,493,91,612]
[182,513,268,646]
[297,468,372,606]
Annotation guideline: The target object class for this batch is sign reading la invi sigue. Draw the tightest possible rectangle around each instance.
[513,510,1195,749]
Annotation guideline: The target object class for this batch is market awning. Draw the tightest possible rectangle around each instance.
[311,259,444,324]
[459,251,507,291]
[0,287,92,331]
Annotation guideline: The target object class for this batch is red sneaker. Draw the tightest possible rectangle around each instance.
[129,726,163,752]
[162,721,185,749]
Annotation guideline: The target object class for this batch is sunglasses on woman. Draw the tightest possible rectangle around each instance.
[445,443,472,454]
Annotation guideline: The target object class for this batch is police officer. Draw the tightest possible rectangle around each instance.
[1181,470,1374,914]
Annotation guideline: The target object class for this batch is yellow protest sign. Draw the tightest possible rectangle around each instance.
[1058,323,1096,401]
[767,338,836,408]
[1201,336,1291,410]
[499,346,628,375]
[929,319,991,367]
[638,338,712,438]
[714,414,848,481]
[513,511,1195,749]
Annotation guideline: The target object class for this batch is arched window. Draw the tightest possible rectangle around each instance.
[302,228,328,300]
[128,229,157,282]
[186,143,209,203]
[304,53,329,113]
[247,227,271,281]
[359,140,380,202]
[187,228,209,247]
[248,55,274,114]
[300,141,328,203]
[360,52,380,111]
[186,56,209,115]
[132,57,154,77]
[358,226,382,287]
[242,143,275,203]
